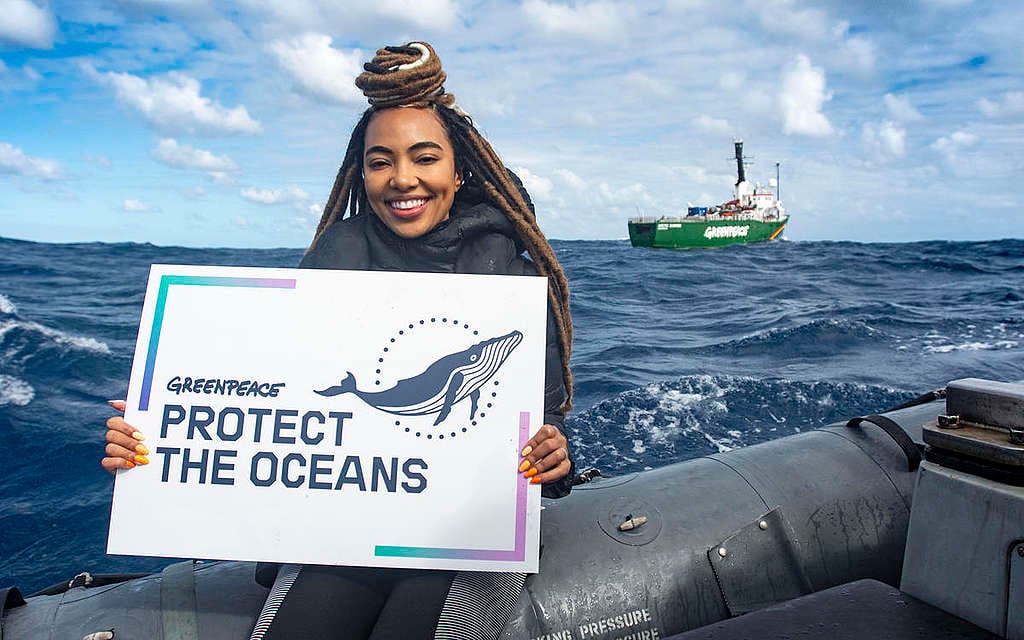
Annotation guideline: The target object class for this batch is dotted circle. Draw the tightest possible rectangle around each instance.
[378,317,498,437]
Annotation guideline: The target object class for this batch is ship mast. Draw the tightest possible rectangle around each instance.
[734,139,746,186]
[776,161,781,203]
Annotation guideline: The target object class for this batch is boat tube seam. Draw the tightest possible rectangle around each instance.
[705,456,772,512]
[815,429,912,512]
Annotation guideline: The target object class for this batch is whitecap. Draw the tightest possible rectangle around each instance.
[0,318,110,354]
[0,375,35,406]
[924,340,1018,354]
[0,294,15,314]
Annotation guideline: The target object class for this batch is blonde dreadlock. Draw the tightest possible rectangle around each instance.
[308,42,574,413]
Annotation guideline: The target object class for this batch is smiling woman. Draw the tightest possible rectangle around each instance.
[99,41,577,640]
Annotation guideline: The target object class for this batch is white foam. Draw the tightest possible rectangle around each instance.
[924,340,1018,354]
[0,294,15,314]
[0,375,34,406]
[0,319,110,354]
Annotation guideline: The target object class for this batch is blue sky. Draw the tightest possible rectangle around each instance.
[1,0,1022,247]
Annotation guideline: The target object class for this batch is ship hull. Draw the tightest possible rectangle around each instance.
[628,216,788,249]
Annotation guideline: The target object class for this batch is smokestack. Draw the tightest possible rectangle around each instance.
[734,139,746,186]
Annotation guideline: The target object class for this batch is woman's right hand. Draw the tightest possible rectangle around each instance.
[102,400,150,474]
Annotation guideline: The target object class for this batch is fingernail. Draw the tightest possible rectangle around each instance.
[521,445,533,457]
[131,432,145,441]
[135,444,149,455]
[518,460,531,472]
[125,461,135,469]
[530,477,542,484]
[107,400,119,406]
[134,455,149,465]
[525,467,538,478]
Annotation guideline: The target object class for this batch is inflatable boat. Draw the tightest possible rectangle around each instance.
[2,378,1021,639]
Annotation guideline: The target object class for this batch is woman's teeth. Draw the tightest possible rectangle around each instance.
[391,198,427,210]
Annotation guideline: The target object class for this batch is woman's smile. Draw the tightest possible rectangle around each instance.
[387,196,431,218]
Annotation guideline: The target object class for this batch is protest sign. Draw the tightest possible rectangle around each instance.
[108,264,547,572]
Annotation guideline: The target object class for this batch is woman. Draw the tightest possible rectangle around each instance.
[103,42,575,638]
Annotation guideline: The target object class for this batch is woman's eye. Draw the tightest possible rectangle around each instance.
[416,156,439,164]
[367,159,389,169]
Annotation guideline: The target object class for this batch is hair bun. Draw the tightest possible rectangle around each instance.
[355,42,455,108]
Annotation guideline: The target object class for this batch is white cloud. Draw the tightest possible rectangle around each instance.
[862,121,906,161]
[91,67,262,135]
[0,142,63,179]
[842,36,875,73]
[555,169,586,191]
[885,94,924,122]
[512,166,554,201]
[596,181,655,208]
[150,138,238,173]
[779,55,833,137]
[569,111,597,127]
[240,185,310,205]
[371,0,459,29]
[244,0,459,33]
[625,72,673,98]
[523,0,630,39]
[931,130,977,164]
[676,165,725,185]
[208,171,235,186]
[463,95,516,119]
[750,0,829,40]
[693,115,732,135]
[720,72,744,92]
[181,186,206,199]
[269,34,364,105]
[123,199,149,212]
[0,0,56,49]
[978,91,1024,118]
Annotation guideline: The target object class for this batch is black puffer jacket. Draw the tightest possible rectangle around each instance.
[300,196,574,498]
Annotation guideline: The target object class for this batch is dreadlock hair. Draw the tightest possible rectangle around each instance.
[308,42,574,413]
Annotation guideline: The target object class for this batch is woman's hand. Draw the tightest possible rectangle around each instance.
[519,424,570,484]
[102,400,150,474]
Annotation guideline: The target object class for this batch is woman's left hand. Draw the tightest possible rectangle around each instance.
[519,424,570,484]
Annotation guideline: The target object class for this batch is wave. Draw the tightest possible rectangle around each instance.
[699,318,885,357]
[0,294,15,315]
[0,319,110,354]
[0,375,35,407]
[566,375,913,475]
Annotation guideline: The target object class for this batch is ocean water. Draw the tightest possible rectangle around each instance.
[1,235,1023,593]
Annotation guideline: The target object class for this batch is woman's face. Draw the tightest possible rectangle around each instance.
[363,107,461,239]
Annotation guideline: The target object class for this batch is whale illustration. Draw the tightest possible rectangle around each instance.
[314,330,523,425]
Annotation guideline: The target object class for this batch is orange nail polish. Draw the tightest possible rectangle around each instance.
[530,477,542,484]
[525,467,538,478]
[134,455,150,465]
[125,461,135,469]
[521,445,533,457]
[135,444,149,455]
[131,432,145,441]
[518,460,531,472]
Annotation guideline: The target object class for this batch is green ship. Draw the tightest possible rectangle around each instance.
[628,139,788,248]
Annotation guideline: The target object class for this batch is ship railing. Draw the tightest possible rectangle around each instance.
[630,211,781,223]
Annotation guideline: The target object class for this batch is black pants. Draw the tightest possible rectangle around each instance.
[262,565,455,640]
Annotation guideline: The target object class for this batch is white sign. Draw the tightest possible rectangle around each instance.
[108,264,547,573]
